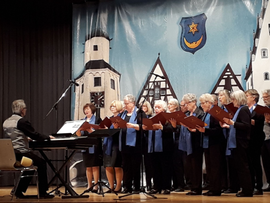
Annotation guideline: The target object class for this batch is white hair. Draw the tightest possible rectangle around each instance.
[182,93,197,103]
[12,99,26,114]
[199,93,214,104]
[154,100,167,112]
[123,94,135,103]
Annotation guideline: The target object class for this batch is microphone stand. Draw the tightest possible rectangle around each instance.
[44,82,74,119]
[118,74,166,200]
[44,80,76,197]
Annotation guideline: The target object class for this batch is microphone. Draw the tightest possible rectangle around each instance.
[150,72,165,79]
[69,80,79,86]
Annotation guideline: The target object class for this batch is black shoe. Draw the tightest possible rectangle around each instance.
[163,189,170,194]
[202,183,210,190]
[15,192,26,199]
[132,189,140,194]
[236,192,253,197]
[263,186,270,192]
[121,188,132,194]
[186,191,202,195]
[149,189,161,194]
[40,193,55,199]
[91,189,98,193]
[253,190,263,195]
[174,188,185,192]
[223,188,238,193]
[203,191,221,196]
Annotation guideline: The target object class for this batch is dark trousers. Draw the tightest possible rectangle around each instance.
[144,152,153,189]
[262,140,270,184]
[121,152,141,190]
[187,148,203,193]
[220,140,228,190]
[248,141,264,190]
[15,152,48,194]
[172,144,187,189]
[231,144,253,194]
[227,155,240,191]
[204,144,223,192]
[152,151,173,190]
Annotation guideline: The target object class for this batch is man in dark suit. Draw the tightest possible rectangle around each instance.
[245,89,265,195]
[222,90,253,197]
[261,89,270,192]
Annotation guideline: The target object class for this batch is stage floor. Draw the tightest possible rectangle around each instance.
[0,186,269,203]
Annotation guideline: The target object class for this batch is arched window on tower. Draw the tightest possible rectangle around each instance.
[264,72,269,80]
[261,49,268,58]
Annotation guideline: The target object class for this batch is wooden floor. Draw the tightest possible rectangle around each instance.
[0,187,269,203]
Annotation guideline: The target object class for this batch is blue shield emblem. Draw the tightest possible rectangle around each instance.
[180,13,207,54]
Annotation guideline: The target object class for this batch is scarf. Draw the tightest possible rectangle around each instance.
[81,115,96,154]
[103,124,114,156]
[154,129,163,152]
[202,112,210,149]
[178,112,196,155]
[222,106,229,139]
[119,107,137,151]
[226,105,244,156]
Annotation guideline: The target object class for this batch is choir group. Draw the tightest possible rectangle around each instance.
[77,89,270,197]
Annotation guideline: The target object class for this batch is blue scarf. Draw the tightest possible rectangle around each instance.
[148,130,153,153]
[250,103,257,113]
[119,107,137,151]
[178,112,196,155]
[154,129,163,152]
[226,105,244,156]
[103,124,114,156]
[222,106,229,139]
[103,114,121,156]
[202,112,210,149]
[81,115,96,154]
[178,126,192,155]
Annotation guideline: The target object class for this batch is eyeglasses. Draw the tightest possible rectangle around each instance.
[262,96,270,99]
[200,101,208,105]
[180,104,186,107]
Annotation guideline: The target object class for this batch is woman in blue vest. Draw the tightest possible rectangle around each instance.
[118,94,146,194]
[196,93,225,196]
[146,100,175,194]
[103,100,123,193]
[221,90,253,197]
[218,89,235,193]
[76,103,102,193]
[141,100,154,191]
[179,93,204,195]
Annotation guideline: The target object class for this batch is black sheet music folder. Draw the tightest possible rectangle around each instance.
[90,129,120,138]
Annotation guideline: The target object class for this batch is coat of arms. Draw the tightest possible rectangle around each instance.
[180,13,207,54]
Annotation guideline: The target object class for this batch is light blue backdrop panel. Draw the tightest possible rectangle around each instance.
[72,0,262,112]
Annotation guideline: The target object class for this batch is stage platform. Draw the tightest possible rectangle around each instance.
[0,186,269,203]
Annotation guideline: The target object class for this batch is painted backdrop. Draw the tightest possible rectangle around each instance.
[72,0,262,118]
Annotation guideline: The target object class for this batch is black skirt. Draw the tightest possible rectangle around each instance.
[103,145,122,167]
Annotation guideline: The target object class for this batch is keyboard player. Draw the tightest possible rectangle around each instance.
[3,99,55,199]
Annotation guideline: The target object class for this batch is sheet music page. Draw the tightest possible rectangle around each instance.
[57,120,85,134]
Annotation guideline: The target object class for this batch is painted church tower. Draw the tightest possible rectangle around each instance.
[245,0,270,105]
[74,29,121,120]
